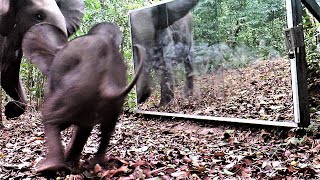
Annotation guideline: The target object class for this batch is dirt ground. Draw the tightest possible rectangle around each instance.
[1,108,320,179]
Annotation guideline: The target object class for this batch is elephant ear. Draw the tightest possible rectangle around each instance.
[0,0,16,36]
[22,23,68,76]
[88,22,123,47]
[56,0,84,36]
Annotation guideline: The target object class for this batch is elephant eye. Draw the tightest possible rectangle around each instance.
[35,12,45,21]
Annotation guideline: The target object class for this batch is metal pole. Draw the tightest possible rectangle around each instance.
[286,0,310,127]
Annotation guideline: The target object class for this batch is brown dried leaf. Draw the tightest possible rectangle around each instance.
[94,164,103,173]
[214,151,225,157]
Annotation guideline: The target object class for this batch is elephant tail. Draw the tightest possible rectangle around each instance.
[102,44,145,99]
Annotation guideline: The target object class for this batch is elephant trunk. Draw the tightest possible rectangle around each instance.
[166,0,199,26]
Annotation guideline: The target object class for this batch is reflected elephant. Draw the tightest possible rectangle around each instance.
[130,0,198,106]
[22,22,145,173]
[0,0,84,121]
[159,12,194,101]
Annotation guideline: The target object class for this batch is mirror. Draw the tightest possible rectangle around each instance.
[130,0,296,124]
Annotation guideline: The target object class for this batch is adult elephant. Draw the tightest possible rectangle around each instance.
[130,0,198,106]
[0,0,84,123]
[159,12,194,101]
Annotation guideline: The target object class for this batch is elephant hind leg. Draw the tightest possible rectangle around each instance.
[36,123,69,174]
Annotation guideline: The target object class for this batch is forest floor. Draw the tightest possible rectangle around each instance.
[139,59,295,121]
[1,58,320,179]
[1,111,320,179]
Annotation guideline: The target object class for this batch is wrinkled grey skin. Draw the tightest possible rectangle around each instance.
[22,22,145,173]
[159,12,194,99]
[130,0,198,106]
[0,0,84,122]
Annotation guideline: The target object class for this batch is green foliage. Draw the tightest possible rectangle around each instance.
[303,7,320,108]
[18,58,45,108]
[193,0,287,68]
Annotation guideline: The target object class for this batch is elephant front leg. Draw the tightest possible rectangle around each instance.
[159,63,174,106]
[134,47,152,104]
[37,122,68,173]
[136,70,152,104]
[1,59,27,119]
[183,55,194,98]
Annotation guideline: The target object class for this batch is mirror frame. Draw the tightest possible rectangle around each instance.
[129,0,312,128]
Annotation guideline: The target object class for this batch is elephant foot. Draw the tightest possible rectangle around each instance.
[137,88,151,104]
[65,154,81,170]
[183,88,193,98]
[5,101,26,119]
[159,94,174,107]
[36,158,69,174]
[86,154,105,168]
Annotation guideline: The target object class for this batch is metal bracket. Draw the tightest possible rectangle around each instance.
[284,26,304,59]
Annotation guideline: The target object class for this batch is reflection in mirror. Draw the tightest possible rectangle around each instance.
[130,0,294,122]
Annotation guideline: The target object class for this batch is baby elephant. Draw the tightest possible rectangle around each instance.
[22,22,145,173]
